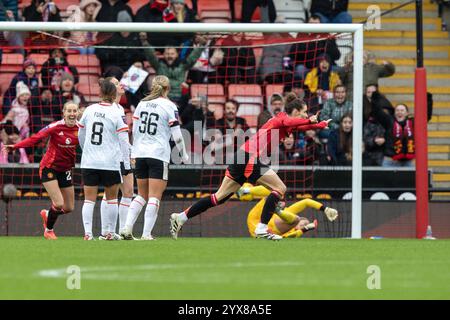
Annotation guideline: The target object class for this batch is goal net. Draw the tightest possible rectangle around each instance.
[0,22,363,238]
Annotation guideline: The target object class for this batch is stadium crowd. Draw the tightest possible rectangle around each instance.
[0,0,430,168]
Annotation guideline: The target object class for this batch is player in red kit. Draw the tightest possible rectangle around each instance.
[170,96,331,240]
[2,102,79,240]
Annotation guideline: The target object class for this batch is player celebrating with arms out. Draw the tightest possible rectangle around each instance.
[237,184,338,238]
[78,79,130,240]
[121,75,189,240]
[170,96,331,240]
[2,101,80,240]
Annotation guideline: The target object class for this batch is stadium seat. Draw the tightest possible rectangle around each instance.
[190,83,225,97]
[197,0,229,14]
[0,73,16,95]
[67,54,100,67]
[29,53,49,67]
[232,95,263,105]
[1,53,24,66]
[78,82,100,101]
[201,10,231,23]
[78,74,100,87]
[23,192,39,198]
[240,115,258,128]
[228,84,261,99]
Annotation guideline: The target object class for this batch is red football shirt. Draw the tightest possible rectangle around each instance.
[241,112,328,157]
[14,120,79,172]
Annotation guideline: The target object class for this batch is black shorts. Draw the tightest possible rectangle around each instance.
[82,169,122,187]
[225,151,271,185]
[134,158,169,181]
[120,162,133,176]
[40,167,73,188]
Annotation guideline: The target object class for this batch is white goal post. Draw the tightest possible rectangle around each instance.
[0,21,364,238]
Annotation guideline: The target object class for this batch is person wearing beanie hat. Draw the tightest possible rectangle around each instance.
[257,93,285,128]
[66,0,102,54]
[41,48,79,87]
[2,58,39,112]
[117,9,132,23]
[2,81,31,143]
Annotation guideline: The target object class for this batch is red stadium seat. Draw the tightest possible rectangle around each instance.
[78,82,100,102]
[207,103,224,120]
[67,54,100,67]
[232,95,263,105]
[240,114,258,128]
[228,84,261,99]
[197,0,229,14]
[78,74,100,88]
[0,73,16,95]
[190,84,224,97]
[200,10,231,23]
[237,103,262,116]
[2,53,24,66]
[29,53,48,66]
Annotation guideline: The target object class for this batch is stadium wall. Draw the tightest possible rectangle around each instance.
[1,200,449,238]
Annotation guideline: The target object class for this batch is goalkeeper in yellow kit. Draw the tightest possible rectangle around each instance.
[237,184,339,238]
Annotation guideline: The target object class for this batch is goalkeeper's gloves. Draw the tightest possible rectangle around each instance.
[324,207,338,222]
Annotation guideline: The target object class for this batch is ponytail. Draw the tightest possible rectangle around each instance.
[143,75,170,101]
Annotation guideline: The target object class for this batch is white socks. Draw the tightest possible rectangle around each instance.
[179,212,188,224]
[119,197,132,232]
[105,199,119,234]
[142,197,160,238]
[124,195,146,232]
[82,200,95,236]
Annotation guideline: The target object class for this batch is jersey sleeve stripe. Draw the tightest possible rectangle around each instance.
[116,127,129,133]
[169,120,180,127]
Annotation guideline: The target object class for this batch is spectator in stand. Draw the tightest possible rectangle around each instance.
[140,33,205,106]
[0,120,29,164]
[257,93,284,128]
[96,0,133,22]
[258,27,294,84]
[363,84,394,123]
[163,0,199,45]
[52,72,86,108]
[310,0,352,24]
[383,97,433,167]
[22,0,62,22]
[363,51,396,90]
[279,133,301,164]
[96,11,146,73]
[339,50,396,100]
[213,33,257,84]
[213,100,250,162]
[241,0,277,23]
[363,115,386,166]
[29,86,62,133]
[66,0,102,55]
[136,0,170,50]
[185,34,225,84]
[2,82,31,141]
[3,59,39,113]
[0,1,25,57]
[319,85,352,138]
[304,54,341,104]
[297,130,328,165]
[179,96,216,135]
[327,113,352,166]
[288,15,341,80]
[40,48,79,88]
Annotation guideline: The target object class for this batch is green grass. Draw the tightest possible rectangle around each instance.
[0,237,450,299]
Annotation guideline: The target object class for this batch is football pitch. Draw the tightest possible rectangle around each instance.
[0,237,449,300]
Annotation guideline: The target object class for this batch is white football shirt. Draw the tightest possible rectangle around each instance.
[78,102,128,171]
[132,97,179,163]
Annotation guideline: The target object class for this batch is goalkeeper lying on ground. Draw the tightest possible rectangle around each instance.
[237,184,338,238]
